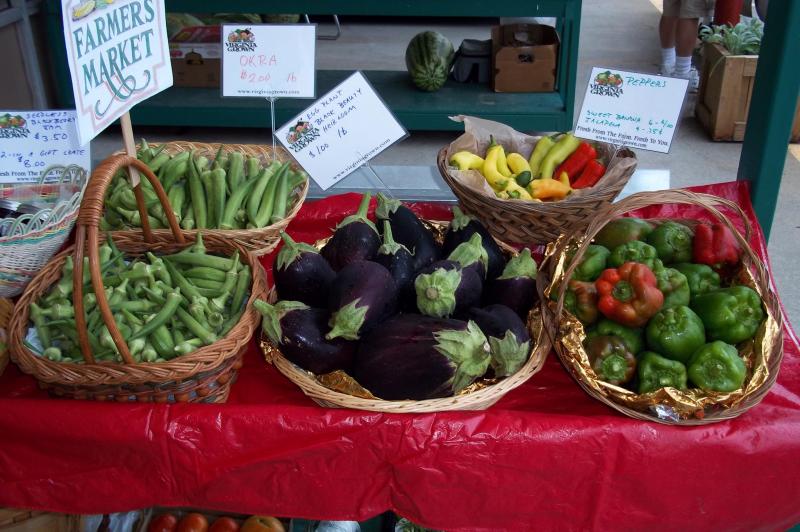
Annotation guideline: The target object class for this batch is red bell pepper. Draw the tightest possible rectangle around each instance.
[595,262,664,327]
[554,142,597,183]
[572,159,606,189]
[692,223,741,267]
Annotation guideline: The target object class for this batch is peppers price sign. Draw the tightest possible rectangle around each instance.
[61,0,173,146]
[574,67,688,153]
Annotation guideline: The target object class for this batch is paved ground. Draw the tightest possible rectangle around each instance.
[93,0,800,328]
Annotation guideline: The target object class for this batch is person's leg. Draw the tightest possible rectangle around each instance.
[673,17,699,78]
[660,0,680,74]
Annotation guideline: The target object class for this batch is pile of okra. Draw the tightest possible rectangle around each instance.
[30,233,251,363]
[101,140,308,231]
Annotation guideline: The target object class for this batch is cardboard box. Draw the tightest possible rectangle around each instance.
[170,42,220,88]
[491,24,559,93]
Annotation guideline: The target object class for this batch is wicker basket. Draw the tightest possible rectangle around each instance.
[438,144,637,244]
[111,141,308,253]
[261,225,550,412]
[0,298,12,376]
[539,189,785,425]
[9,155,268,402]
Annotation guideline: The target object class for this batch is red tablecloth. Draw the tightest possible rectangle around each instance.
[1,182,798,531]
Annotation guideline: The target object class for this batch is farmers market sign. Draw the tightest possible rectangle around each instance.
[62,0,173,145]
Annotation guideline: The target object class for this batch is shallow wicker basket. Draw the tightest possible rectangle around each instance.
[539,189,785,425]
[260,224,550,412]
[112,141,308,253]
[9,155,268,402]
[438,144,637,244]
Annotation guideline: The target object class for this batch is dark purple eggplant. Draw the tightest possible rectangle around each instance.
[447,232,489,280]
[484,248,539,319]
[375,221,416,308]
[321,192,381,271]
[327,260,398,340]
[414,260,482,319]
[442,206,504,280]
[466,304,531,377]
[274,232,336,307]
[375,193,439,271]
[254,300,356,374]
[353,314,491,400]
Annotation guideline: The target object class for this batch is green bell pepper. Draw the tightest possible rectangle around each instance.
[570,245,611,282]
[594,218,654,250]
[638,351,688,393]
[646,221,693,264]
[673,263,721,299]
[585,318,645,354]
[584,335,637,385]
[645,305,706,363]
[563,280,599,325]
[609,240,659,270]
[690,286,764,344]
[654,266,690,309]
[688,340,746,392]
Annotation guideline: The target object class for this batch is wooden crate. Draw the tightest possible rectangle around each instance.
[696,42,800,142]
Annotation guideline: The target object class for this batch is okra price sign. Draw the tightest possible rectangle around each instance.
[575,67,688,153]
[275,71,407,190]
[221,24,316,98]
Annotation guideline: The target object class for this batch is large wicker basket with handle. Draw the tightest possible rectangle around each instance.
[539,189,784,425]
[9,155,268,402]
[111,141,308,253]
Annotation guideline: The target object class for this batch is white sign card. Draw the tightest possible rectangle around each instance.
[575,67,688,153]
[221,24,316,98]
[0,110,90,183]
[275,71,407,190]
[62,0,173,146]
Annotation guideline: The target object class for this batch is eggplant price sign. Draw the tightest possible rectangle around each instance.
[62,0,173,145]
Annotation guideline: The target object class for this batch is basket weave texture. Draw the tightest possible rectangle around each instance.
[0,297,12,376]
[9,155,268,402]
[112,141,308,253]
[540,189,785,425]
[260,224,550,412]
[438,144,637,245]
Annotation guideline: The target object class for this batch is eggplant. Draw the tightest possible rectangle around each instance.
[274,232,336,307]
[483,248,539,319]
[414,260,482,319]
[375,221,416,308]
[321,192,381,271]
[442,206,504,280]
[447,232,489,280]
[327,260,398,340]
[254,300,356,374]
[375,193,439,271]
[467,304,531,377]
[353,314,491,400]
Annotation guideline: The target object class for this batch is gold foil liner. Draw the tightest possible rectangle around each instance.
[544,222,783,422]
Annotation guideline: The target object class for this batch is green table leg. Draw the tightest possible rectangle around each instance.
[736,1,800,239]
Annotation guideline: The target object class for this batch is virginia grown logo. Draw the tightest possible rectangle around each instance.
[0,114,30,139]
[225,28,257,52]
[285,121,320,152]
[590,71,624,97]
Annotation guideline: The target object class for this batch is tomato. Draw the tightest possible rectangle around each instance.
[240,516,284,532]
[148,514,178,532]
[209,517,240,532]
[177,513,209,532]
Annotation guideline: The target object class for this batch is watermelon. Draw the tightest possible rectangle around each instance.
[405,31,455,92]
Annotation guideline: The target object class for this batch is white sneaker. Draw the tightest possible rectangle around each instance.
[658,64,675,76]
[673,67,700,92]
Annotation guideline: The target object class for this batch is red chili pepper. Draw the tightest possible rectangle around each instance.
[554,142,597,183]
[572,159,606,189]
[692,223,741,267]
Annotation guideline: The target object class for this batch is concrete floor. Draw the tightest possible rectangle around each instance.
[92,1,800,329]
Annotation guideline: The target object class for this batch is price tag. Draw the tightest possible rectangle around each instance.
[275,71,407,190]
[0,110,90,183]
[575,67,688,153]
[221,24,316,98]
[62,0,172,146]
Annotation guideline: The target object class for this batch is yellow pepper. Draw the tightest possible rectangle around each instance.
[482,143,511,191]
[486,136,512,177]
[506,153,531,175]
[504,180,533,200]
[449,151,485,171]
[559,171,571,187]
[529,177,572,200]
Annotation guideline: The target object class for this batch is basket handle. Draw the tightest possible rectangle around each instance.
[73,155,185,364]
[552,189,764,324]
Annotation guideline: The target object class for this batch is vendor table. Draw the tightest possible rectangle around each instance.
[1,182,799,531]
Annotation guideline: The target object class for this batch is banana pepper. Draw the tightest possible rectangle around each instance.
[528,177,571,200]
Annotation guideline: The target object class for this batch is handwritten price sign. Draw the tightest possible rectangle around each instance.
[575,67,688,153]
[221,24,315,98]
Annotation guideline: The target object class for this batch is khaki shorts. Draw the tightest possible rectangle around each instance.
[663,0,711,18]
